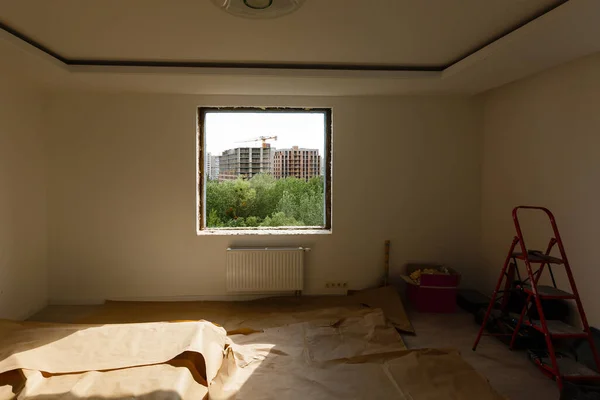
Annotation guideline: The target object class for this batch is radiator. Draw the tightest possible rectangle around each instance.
[226,247,305,293]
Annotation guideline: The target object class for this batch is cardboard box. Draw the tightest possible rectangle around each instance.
[401,264,461,313]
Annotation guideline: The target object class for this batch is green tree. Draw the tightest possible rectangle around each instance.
[248,173,278,219]
[205,174,325,228]
[296,192,324,226]
[245,216,260,227]
[260,212,303,227]
[207,209,224,227]
[276,190,297,219]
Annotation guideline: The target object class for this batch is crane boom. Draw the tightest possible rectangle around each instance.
[236,135,278,148]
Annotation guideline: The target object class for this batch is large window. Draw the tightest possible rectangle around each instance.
[197,107,332,232]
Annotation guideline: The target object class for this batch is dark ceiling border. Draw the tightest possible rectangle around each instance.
[64,58,444,72]
[0,0,568,72]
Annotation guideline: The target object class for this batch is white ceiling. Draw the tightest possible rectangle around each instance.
[0,0,599,96]
[0,0,561,66]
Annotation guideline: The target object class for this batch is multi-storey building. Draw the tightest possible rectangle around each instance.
[273,146,321,181]
[218,146,273,180]
[205,152,220,181]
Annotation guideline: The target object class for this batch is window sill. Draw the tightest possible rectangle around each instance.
[197,228,332,236]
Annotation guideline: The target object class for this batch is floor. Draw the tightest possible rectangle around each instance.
[402,310,559,399]
[30,304,560,399]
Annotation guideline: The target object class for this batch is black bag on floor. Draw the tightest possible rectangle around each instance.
[561,382,600,400]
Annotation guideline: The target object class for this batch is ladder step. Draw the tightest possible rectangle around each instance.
[555,358,600,379]
[530,352,600,380]
[525,320,588,338]
[513,252,564,264]
[522,284,575,299]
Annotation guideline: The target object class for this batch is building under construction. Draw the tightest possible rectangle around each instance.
[273,146,321,181]
[218,146,274,180]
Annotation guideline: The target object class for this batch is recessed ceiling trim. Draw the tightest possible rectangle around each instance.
[65,59,444,72]
[0,19,67,63]
[66,64,441,81]
[445,0,568,66]
[0,0,568,73]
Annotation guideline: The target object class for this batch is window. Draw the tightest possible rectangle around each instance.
[197,107,332,232]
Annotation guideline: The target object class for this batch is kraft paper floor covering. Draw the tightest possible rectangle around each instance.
[74,286,415,335]
[0,287,504,399]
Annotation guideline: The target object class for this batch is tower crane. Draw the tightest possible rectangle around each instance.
[236,135,278,148]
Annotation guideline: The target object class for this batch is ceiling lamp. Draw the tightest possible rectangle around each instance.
[211,0,306,19]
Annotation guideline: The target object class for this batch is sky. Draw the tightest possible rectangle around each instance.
[204,112,326,156]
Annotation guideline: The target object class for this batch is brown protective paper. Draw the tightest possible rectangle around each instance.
[210,310,504,400]
[76,286,415,334]
[350,286,414,333]
[16,363,209,399]
[303,309,407,363]
[384,350,505,400]
[0,294,504,399]
[0,352,212,400]
[0,319,226,383]
[210,309,410,400]
[225,309,406,366]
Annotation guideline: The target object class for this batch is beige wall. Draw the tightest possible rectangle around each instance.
[481,53,600,326]
[46,93,482,303]
[0,74,47,319]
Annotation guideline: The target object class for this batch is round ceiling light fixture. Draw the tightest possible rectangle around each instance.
[211,0,306,19]
[243,0,273,9]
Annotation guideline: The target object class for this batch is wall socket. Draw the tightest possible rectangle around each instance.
[325,282,348,289]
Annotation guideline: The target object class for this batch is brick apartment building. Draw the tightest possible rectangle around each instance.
[273,146,321,181]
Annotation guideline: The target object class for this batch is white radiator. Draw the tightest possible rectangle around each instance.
[226,247,305,293]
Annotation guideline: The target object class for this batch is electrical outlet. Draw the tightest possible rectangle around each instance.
[326,282,348,289]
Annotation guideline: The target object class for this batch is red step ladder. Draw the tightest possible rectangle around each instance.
[472,206,600,389]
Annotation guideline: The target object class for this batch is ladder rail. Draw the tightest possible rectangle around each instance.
[550,217,600,376]
[509,238,556,350]
[512,206,600,387]
[513,207,563,386]
[476,206,600,390]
